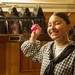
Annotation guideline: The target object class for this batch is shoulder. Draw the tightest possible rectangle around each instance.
[43,41,54,47]
[70,41,75,57]
[72,49,75,57]
[70,40,75,45]
[40,41,54,51]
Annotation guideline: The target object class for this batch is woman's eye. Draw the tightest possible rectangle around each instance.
[48,24,51,27]
[55,22,61,25]
[48,23,51,27]
[48,21,61,27]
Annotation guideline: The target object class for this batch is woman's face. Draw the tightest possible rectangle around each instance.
[47,15,71,41]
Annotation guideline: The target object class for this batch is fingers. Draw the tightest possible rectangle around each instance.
[31,24,42,35]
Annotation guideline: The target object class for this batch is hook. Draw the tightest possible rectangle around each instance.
[36,3,40,8]
[68,12,71,16]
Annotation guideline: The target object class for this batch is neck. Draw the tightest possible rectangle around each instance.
[54,37,70,46]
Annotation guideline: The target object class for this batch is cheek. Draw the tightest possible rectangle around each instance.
[58,26,68,35]
[47,25,68,35]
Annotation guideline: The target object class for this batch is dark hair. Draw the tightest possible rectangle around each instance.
[52,12,71,24]
[69,28,73,36]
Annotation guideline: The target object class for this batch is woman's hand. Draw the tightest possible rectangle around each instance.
[29,24,42,43]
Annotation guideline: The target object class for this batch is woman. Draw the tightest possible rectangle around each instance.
[21,13,75,75]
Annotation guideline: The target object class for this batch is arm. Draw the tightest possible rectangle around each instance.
[21,40,40,57]
[21,24,43,62]
[21,40,45,63]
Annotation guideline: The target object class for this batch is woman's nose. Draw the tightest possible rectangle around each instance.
[51,25,55,30]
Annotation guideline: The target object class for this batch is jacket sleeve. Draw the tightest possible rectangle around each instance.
[21,40,44,63]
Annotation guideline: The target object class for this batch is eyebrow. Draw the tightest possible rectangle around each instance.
[48,20,62,24]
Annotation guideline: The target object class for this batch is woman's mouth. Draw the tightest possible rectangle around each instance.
[50,31,59,36]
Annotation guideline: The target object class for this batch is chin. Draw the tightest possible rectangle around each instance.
[51,36,58,40]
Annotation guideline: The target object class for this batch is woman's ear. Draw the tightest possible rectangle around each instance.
[68,24,73,31]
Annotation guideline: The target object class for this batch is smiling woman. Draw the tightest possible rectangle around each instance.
[21,12,75,75]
